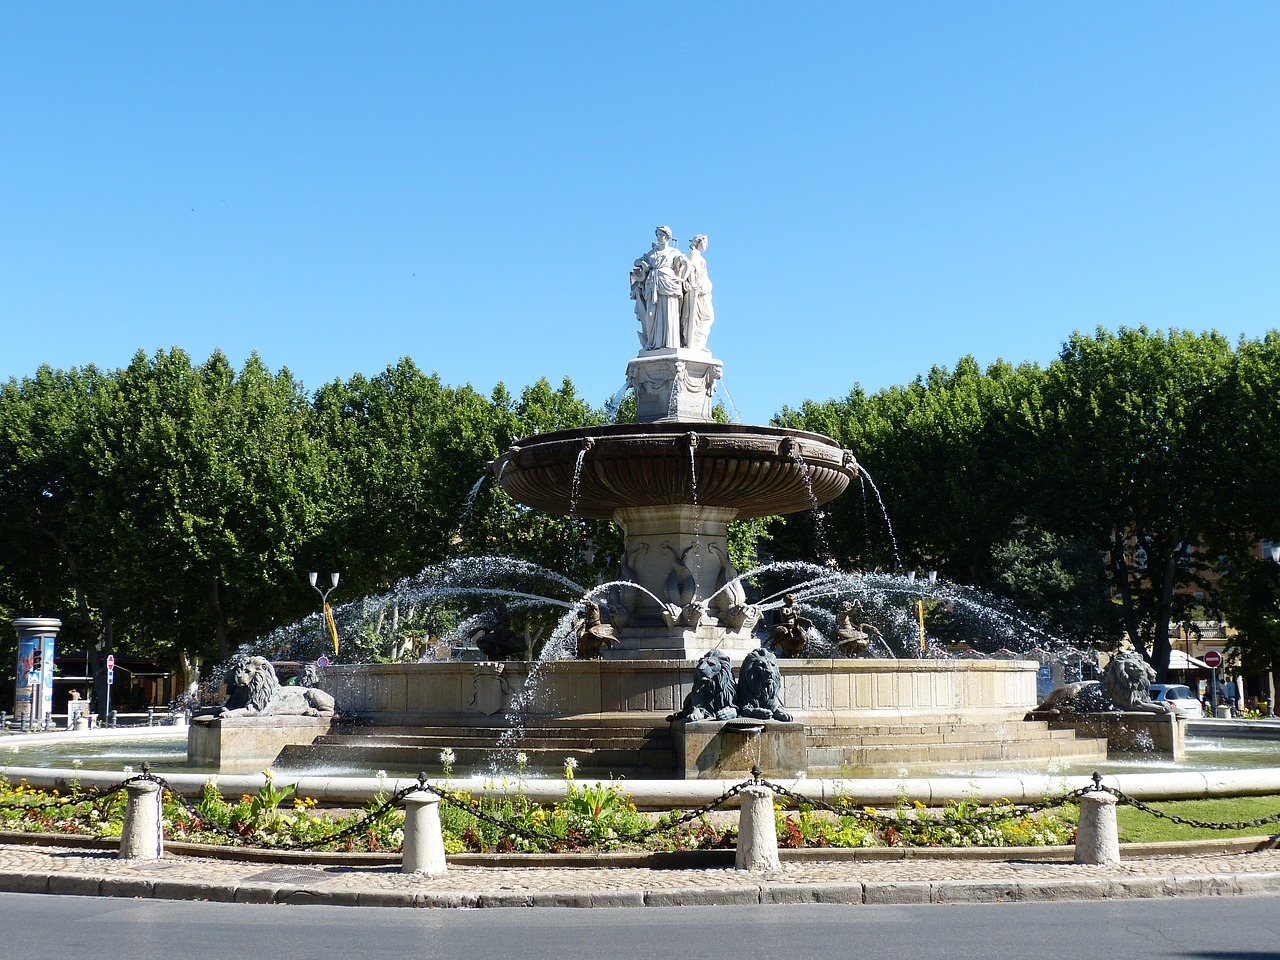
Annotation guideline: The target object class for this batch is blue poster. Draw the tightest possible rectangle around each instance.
[1036,663,1054,701]
[13,633,55,725]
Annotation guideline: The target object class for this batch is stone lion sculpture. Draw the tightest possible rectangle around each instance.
[202,656,336,719]
[1028,651,1174,717]
[735,647,794,722]
[669,650,738,722]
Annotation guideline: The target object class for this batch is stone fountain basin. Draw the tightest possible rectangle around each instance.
[493,422,858,519]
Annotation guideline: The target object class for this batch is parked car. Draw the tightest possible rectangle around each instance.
[1148,683,1204,718]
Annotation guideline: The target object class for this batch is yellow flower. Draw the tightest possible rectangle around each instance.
[863,806,877,816]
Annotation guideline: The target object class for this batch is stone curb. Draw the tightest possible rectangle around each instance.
[2,829,1271,866]
[3,864,1280,909]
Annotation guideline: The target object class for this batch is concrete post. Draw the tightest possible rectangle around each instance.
[735,784,780,872]
[401,790,447,874]
[118,779,164,860]
[1074,790,1120,865]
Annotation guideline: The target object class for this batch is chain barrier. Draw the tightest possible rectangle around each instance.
[1078,771,1280,832]
[0,765,419,852]
[6,765,1280,852]
[759,774,1092,830]
[419,775,753,847]
[0,778,130,823]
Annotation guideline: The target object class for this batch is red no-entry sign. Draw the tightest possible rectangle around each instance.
[1203,650,1223,668]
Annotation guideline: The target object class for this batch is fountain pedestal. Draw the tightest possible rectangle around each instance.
[607,505,760,661]
[625,349,722,423]
[1027,710,1185,760]
[674,719,806,779]
[189,715,334,772]
[494,422,857,662]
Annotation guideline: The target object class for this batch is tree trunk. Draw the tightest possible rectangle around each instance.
[1110,531,1144,656]
[210,578,229,660]
[1151,552,1178,680]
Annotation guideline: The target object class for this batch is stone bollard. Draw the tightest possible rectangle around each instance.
[401,790,447,874]
[1074,790,1120,865]
[118,779,164,860]
[735,784,780,872]
[1215,705,1232,719]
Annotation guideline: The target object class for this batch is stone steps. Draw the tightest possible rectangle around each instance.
[804,732,1108,777]
[804,725,1085,747]
[277,740,673,779]
[277,717,676,778]
[274,715,1107,780]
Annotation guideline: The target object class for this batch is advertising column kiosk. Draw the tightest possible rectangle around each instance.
[12,617,61,730]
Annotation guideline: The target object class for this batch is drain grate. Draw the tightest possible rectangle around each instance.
[243,867,330,885]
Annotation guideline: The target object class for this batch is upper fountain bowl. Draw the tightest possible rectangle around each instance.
[493,422,859,520]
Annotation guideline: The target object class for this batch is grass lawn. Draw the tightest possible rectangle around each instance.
[1109,795,1280,844]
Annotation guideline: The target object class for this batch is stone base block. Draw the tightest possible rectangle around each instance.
[625,349,722,423]
[605,625,762,663]
[188,716,334,772]
[1029,710,1185,761]
[674,719,806,779]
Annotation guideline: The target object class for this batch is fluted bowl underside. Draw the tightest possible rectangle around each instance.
[494,423,857,520]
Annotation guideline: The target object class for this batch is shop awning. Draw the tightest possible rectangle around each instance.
[1168,649,1210,670]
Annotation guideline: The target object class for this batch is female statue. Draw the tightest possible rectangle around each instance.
[681,234,714,351]
[630,226,687,350]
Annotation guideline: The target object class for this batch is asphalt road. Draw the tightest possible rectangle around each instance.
[6,892,1280,960]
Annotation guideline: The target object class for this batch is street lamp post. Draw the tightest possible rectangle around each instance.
[1266,544,1280,715]
[309,572,341,658]
[906,570,938,655]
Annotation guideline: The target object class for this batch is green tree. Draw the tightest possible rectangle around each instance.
[310,359,508,595]
[988,526,1121,646]
[1035,327,1237,677]
[773,357,1048,583]
[79,350,327,679]
[0,365,109,700]
[1214,548,1280,681]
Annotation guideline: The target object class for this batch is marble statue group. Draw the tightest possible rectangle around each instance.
[629,226,715,352]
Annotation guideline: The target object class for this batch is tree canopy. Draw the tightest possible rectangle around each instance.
[2,325,1279,695]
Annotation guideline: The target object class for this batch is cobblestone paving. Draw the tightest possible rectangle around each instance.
[4,842,1280,906]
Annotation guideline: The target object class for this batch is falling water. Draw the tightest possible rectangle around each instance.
[784,442,830,559]
[858,468,901,570]
[459,474,487,529]
[712,379,743,423]
[603,382,632,422]
[686,432,699,506]
[569,446,588,517]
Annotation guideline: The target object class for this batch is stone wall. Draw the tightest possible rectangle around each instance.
[321,658,1040,725]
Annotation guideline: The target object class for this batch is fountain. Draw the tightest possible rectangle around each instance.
[283,226,1108,780]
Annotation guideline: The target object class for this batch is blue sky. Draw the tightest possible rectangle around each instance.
[3,3,1278,425]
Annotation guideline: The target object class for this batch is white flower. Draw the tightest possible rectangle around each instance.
[795,771,807,779]
[122,765,134,775]
[896,767,909,779]
[515,752,528,766]
[564,757,579,771]
[439,748,456,766]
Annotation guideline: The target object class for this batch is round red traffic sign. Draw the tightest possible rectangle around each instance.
[1203,650,1223,668]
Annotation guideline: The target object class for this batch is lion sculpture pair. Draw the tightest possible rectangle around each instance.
[669,648,793,723]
